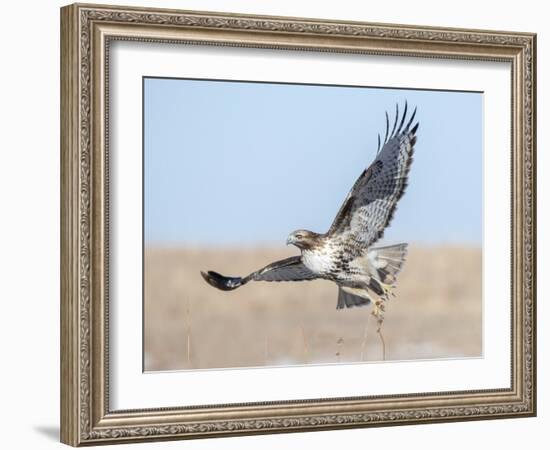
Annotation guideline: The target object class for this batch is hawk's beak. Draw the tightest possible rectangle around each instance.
[286,236,294,246]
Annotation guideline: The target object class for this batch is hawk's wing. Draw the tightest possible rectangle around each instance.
[247,256,317,282]
[201,256,317,291]
[327,103,418,253]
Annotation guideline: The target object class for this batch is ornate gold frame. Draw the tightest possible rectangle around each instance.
[60,3,536,446]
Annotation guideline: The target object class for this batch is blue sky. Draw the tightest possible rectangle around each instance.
[144,78,482,246]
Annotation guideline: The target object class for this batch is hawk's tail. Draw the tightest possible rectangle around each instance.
[337,244,408,310]
[200,271,245,291]
[368,243,408,287]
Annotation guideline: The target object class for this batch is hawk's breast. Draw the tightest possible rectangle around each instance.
[301,243,340,277]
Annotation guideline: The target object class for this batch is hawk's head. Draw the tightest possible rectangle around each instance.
[286,229,322,250]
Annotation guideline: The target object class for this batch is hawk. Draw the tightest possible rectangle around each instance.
[201,103,418,310]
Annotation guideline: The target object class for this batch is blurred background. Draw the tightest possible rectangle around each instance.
[143,78,482,371]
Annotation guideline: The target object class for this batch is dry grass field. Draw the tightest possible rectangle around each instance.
[144,245,482,371]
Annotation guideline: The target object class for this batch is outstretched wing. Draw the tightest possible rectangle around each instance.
[201,256,317,291]
[327,103,419,253]
[246,256,317,282]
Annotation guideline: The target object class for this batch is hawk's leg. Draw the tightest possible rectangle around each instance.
[370,277,396,300]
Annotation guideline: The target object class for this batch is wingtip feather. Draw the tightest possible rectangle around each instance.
[396,101,408,135]
[384,111,390,143]
[405,107,417,132]
[390,103,399,137]
[201,270,243,291]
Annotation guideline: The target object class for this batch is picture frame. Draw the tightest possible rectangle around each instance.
[60,2,536,446]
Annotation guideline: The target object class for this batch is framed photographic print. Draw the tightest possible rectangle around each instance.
[60,3,536,446]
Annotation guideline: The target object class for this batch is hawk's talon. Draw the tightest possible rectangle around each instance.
[377,280,395,300]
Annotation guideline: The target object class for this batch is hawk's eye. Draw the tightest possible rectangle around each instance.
[295,234,303,239]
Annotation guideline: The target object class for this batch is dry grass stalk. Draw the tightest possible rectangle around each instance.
[377,322,386,361]
[186,297,191,365]
[359,314,370,362]
[299,325,309,364]
[336,337,345,363]
[373,300,387,361]
[264,334,269,365]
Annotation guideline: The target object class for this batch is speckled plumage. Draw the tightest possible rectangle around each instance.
[202,103,418,310]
